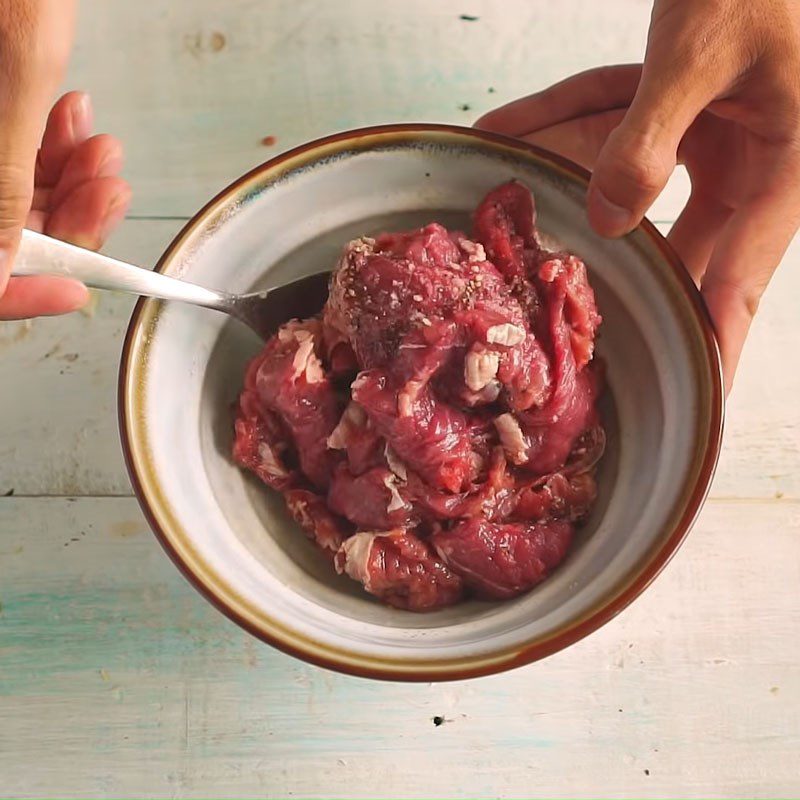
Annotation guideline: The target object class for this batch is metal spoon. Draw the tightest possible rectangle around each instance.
[12,229,331,339]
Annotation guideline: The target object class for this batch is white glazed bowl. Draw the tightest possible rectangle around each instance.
[119,125,724,681]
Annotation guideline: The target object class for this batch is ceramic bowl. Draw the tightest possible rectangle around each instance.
[119,124,724,681]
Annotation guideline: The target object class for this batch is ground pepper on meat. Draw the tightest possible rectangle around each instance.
[233,181,605,611]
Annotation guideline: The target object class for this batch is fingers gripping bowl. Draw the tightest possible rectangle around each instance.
[119,125,724,681]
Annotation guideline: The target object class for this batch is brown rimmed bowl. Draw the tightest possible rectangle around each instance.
[119,124,724,681]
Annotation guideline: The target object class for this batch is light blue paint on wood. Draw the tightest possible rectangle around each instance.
[1,0,799,796]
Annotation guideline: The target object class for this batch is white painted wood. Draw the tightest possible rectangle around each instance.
[0,220,180,496]
[66,0,695,220]
[0,496,798,797]
[0,1,796,796]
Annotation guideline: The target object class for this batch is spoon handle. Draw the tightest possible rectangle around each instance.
[12,229,231,311]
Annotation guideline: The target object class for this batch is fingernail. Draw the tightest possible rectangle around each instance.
[70,92,93,142]
[588,189,633,237]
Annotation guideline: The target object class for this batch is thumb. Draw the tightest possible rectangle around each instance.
[0,86,55,297]
[587,22,726,236]
[0,136,38,295]
[0,0,77,294]
[587,111,680,238]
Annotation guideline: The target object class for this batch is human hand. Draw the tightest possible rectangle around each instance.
[0,0,129,320]
[9,91,130,318]
[476,0,800,392]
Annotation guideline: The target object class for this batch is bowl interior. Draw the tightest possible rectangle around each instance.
[122,129,720,678]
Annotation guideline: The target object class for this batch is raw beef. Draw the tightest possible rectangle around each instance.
[431,519,573,600]
[335,529,464,611]
[234,319,341,490]
[285,489,350,557]
[233,181,605,610]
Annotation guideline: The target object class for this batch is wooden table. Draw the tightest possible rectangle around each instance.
[1,2,798,797]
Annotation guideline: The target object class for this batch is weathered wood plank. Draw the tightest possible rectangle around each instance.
[0,220,180,496]
[0,496,798,797]
[66,0,696,220]
[1,1,796,797]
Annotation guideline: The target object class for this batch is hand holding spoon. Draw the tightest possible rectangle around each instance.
[12,230,331,339]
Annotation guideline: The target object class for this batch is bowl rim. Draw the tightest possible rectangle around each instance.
[118,122,725,682]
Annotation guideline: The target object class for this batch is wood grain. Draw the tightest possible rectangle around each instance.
[0,497,798,798]
[0,220,180,496]
[65,0,690,220]
[0,1,797,796]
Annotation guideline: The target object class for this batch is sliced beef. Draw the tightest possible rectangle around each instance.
[512,472,598,523]
[352,367,476,494]
[335,529,464,611]
[431,519,573,600]
[328,464,416,530]
[324,225,550,411]
[546,253,603,370]
[285,489,351,556]
[249,320,342,489]
[232,409,294,490]
[326,401,384,475]
[233,181,605,611]
[325,224,522,368]
[493,256,602,475]
[473,180,538,282]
